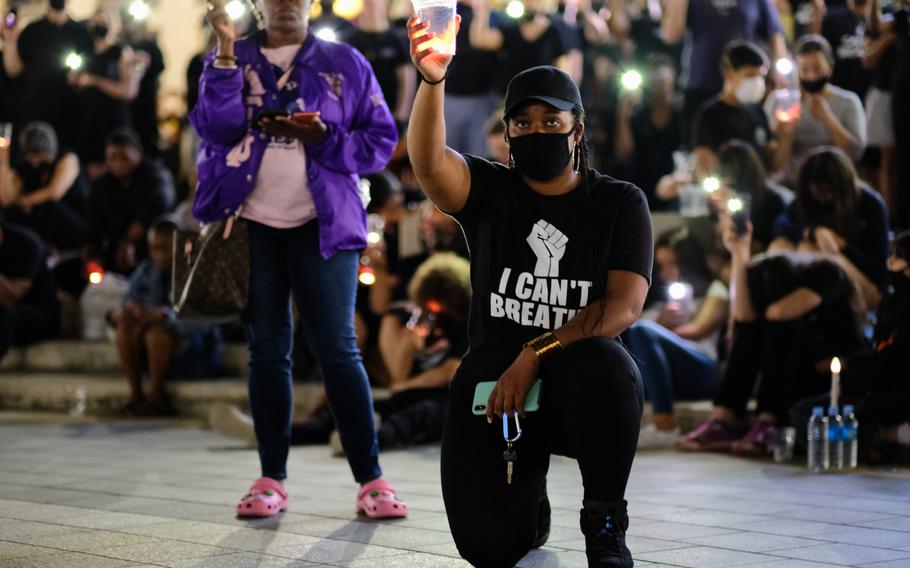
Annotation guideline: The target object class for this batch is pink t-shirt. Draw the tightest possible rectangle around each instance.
[242,45,317,228]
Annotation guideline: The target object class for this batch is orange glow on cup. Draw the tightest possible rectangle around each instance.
[411,0,457,55]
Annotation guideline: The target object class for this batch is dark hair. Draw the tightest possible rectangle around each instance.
[795,147,859,241]
[718,140,767,199]
[365,171,401,214]
[149,215,181,237]
[407,252,472,320]
[892,231,910,264]
[795,34,835,66]
[722,40,769,71]
[105,127,143,152]
[20,122,59,157]
[655,226,713,296]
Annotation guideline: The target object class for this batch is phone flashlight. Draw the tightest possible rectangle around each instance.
[506,0,525,19]
[65,52,84,71]
[315,27,337,42]
[668,282,689,301]
[225,0,247,20]
[702,176,720,193]
[4,9,16,29]
[128,0,151,20]
[620,69,643,91]
[728,196,750,235]
[775,58,794,76]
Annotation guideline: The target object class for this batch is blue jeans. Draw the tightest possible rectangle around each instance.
[244,220,381,483]
[622,320,717,415]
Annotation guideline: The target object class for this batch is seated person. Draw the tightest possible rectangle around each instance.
[110,217,223,417]
[710,140,791,252]
[624,228,729,448]
[692,41,773,178]
[790,231,910,465]
[210,252,471,450]
[0,121,89,252]
[0,220,61,362]
[769,35,867,183]
[86,128,175,276]
[770,146,889,309]
[678,217,869,456]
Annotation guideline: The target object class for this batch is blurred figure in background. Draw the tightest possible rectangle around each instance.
[123,13,165,157]
[863,0,898,216]
[820,0,871,101]
[86,128,175,276]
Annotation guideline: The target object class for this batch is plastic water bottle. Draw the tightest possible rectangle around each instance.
[808,406,829,473]
[828,405,844,470]
[842,405,859,469]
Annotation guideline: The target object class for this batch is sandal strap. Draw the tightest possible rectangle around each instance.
[359,478,396,499]
[246,476,287,499]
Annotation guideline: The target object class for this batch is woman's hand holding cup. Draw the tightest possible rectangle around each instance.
[408,14,461,84]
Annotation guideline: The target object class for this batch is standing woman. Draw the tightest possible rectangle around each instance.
[192,0,407,519]
[408,21,653,568]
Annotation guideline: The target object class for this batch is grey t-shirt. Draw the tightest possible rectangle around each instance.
[765,84,867,182]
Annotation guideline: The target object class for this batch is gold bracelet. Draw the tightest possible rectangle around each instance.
[523,332,563,366]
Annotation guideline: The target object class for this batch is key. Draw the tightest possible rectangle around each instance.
[503,443,517,485]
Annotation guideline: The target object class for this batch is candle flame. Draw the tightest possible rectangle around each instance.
[831,357,841,374]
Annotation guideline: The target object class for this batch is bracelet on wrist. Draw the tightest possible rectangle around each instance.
[523,332,563,366]
[420,71,447,86]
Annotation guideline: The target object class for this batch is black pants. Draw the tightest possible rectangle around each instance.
[441,337,644,568]
[714,321,830,423]
[0,304,57,363]
[3,201,87,251]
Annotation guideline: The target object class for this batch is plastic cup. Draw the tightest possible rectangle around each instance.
[412,0,457,55]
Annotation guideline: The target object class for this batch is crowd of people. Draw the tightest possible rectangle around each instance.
[1,0,910,562]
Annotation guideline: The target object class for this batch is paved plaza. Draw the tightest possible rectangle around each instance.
[1,414,910,568]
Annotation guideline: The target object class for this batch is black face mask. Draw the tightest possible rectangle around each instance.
[509,130,576,182]
[801,76,829,94]
[91,25,109,39]
[49,0,66,11]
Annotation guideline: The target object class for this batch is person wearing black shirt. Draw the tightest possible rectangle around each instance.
[0,221,60,363]
[124,19,165,158]
[692,41,773,178]
[86,128,175,276]
[822,0,872,100]
[891,3,910,228]
[410,15,653,563]
[71,9,144,177]
[3,0,92,151]
[341,0,414,129]
[863,0,898,215]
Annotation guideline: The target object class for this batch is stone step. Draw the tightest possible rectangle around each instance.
[1,340,250,376]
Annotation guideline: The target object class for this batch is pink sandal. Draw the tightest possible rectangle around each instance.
[357,479,408,519]
[236,476,288,518]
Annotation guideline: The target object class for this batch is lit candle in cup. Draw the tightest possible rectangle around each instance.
[830,357,841,409]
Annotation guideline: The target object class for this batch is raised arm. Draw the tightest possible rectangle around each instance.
[1,22,22,78]
[82,46,144,102]
[406,15,472,214]
[661,0,688,44]
[469,0,504,51]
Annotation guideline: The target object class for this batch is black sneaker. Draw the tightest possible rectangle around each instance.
[580,506,633,568]
[533,491,551,549]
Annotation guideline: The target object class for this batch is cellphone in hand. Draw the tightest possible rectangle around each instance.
[4,9,16,29]
[254,107,289,128]
[290,111,321,125]
[728,195,751,235]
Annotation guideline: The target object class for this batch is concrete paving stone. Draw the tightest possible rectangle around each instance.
[334,525,458,548]
[643,508,770,527]
[855,516,910,533]
[628,520,742,540]
[725,518,852,537]
[683,531,825,553]
[772,543,910,565]
[160,552,327,568]
[636,545,778,567]
[749,561,847,567]
[116,520,266,546]
[264,539,409,563]
[12,528,162,554]
[812,526,910,549]
[409,541,462,558]
[0,518,85,539]
[341,551,469,567]
[59,512,176,530]
[775,505,907,525]
[515,548,590,567]
[2,551,140,568]
[0,499,93,521]
[204,529,324,553]
[547,534,691,555]
[859,559,910,567]
[0,540,60,560]
[97,540,234,563]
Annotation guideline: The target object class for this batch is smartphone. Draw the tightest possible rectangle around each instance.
[4,9,15,29]
[254,107,289,127]
[728,195,751,235]
[472,380,542,416]
[290,111,321,124]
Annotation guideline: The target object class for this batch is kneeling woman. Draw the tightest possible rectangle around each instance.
[408,21,653,568]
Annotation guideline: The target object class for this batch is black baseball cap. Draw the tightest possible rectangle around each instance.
[503,66,583,119]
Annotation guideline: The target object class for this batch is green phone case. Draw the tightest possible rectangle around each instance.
[471,379,542,415]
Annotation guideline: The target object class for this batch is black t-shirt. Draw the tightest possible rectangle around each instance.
[749,184,787,248]
[446,4,504,96]
[499,20,568,92]
[342,28,410,111]
[0,222,59,318]
[16,150,90,216]
[692,96,771,153]
[627,106,683,209]
[78,44,132,162]
[450,155,654,379]
[131,39,166,155]
[822,7,872,99]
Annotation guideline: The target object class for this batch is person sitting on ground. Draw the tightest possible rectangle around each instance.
[0,219,61,363]
[790,231,910,465]
[769,146,889,309]
[0,121,89,252]
[85,127,175,276]
[678,216,869,457]
[624,228,729,448]
[692,41,774,178]
[769,34,867,183]
[110,217,223,417]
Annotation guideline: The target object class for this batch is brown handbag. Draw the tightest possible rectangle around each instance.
[171,215,250,322]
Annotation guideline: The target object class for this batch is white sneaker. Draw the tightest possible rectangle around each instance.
[637,424,681,449]
[209,403,257,448]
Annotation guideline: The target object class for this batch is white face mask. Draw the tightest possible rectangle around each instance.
[734,76,766,105]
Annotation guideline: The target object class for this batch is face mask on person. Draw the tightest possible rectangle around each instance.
[91,24,109,39]
[801,76,829,94]
[49,0,66,11]
[509,130,576,181]
[734,76,766,105]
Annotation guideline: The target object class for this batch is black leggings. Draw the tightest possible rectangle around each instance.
[714,320,830,423]
[440,337,644,568]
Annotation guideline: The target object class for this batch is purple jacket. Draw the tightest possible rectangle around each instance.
[190,31,398,259]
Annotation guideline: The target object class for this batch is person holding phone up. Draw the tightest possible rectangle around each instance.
[191,0,406,519]
[407,17,653,568]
